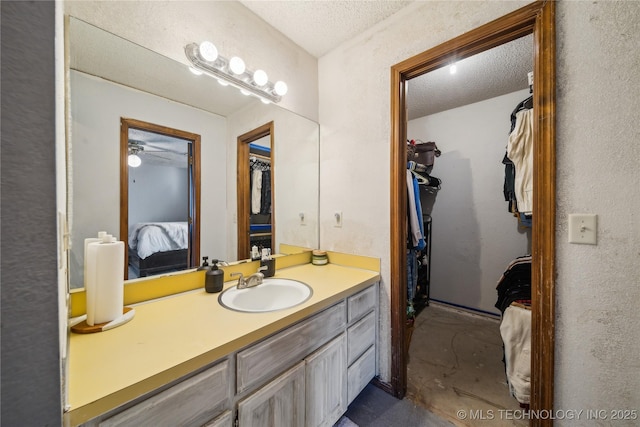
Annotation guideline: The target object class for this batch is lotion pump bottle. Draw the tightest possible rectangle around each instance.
[205,259,224,293]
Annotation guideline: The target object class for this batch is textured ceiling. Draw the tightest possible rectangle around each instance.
[240,0,413,57]
[407,34,533,119]
[240,1,533,116]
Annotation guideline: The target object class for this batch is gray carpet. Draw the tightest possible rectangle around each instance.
[343,384,454,427]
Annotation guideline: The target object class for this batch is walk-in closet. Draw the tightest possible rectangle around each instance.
[402,35,534,426]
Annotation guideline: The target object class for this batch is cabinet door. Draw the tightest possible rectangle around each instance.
[305,334,347,427]
[238,362,305,427]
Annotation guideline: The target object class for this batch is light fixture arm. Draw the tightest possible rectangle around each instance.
[184,43,282,103]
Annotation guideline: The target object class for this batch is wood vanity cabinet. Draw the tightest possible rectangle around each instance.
[97,359,231,427]
[237,284,377,427]
[83,283,378,427]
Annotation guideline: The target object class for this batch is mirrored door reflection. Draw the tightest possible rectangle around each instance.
[237,122,275,260]
[120,118,201,279]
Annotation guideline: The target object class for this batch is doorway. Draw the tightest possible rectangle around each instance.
[237,122,275,260]
[389,2,556,426]
[120,118,201,279]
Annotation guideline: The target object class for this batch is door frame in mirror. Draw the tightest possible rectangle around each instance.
[389,1,555,423]
[237,122,275,260]
[120,118,201,279]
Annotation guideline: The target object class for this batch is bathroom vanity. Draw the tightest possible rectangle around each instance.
[65,262,379,427]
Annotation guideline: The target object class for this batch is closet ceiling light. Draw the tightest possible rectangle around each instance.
[184,42,287,103]
[449,63,457,75]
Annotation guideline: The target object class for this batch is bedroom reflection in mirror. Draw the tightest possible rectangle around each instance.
[120,118,201,279]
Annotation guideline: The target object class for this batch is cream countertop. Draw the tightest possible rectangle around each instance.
[66,262,380,425]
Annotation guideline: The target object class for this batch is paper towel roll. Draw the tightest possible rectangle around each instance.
[84,231,107,320]
[86,237,124,326]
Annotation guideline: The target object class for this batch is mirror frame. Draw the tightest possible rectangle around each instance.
[236,122,275,260]
[119,117,201,279]
[389,1,555,424]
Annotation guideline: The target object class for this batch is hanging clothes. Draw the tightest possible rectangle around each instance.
[251,168,262,214]
[507,108,534,215]
[260,170,271,214]
[406,170,425,250]
[503,95,533,216]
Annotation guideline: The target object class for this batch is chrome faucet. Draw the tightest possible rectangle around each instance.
[231,265,268,289]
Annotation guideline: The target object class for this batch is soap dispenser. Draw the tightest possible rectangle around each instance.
[204,259,224,294]
[205,259,224,293]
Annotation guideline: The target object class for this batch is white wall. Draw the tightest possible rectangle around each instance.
[226,103,320,259]
[408,90,531,314]
[129,165,188,226]
[69,71,227,287]
[319,0,640,417]
[64,1,318,122]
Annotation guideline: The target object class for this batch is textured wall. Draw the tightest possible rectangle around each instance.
[318,0,640,415]
[1,1,62,425]
[409,90,531,314]
[554,1,640,419]
[318,0,526,384]
[64,1,318,121]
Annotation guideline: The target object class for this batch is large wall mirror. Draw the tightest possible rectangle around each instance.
[67,17,320,289]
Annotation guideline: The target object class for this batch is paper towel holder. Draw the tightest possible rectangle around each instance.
[70,307,135,334]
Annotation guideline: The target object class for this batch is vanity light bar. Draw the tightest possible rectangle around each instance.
[184,43,285,103]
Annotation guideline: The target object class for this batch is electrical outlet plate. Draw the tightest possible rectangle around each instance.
[568,213,597,245]
[334,211,342,227]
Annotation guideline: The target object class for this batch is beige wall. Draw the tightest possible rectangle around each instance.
[318,0,527,386]
[318,0,640,416]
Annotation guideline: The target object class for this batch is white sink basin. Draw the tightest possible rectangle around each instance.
[218,278,313,313]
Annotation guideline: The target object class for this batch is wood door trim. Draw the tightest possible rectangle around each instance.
[120,118,201,279]
[237,122,275,261]
[389,2,555,425]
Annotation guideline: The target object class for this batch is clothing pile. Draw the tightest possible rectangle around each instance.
[496,255,532,407]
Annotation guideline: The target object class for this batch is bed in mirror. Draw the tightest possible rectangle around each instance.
[67,17,320,289]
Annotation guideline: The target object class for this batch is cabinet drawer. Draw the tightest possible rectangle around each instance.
[347,345,375,404]
[347,311,375,366]
[203,410,232,427]
[347,284,376,323]
[237,301,346,393]
[100,359,230,427]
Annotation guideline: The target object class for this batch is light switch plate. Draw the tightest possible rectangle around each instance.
[568,214,597,245]
[334,211,343,228]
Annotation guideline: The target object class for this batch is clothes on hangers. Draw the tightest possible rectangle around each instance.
[507,108,534,215]
[260,170,271,214]
[251,169,262,214]
[502,96,533,215]
[406,170,426,250]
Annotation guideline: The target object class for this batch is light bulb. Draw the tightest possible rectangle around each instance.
[189,67,203,76]
[253,69,268,87]
[274,80,288,96]
[198,41,218,62]
[128,153,142,168]
[229,56,246,75]
[449,64,457,74]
